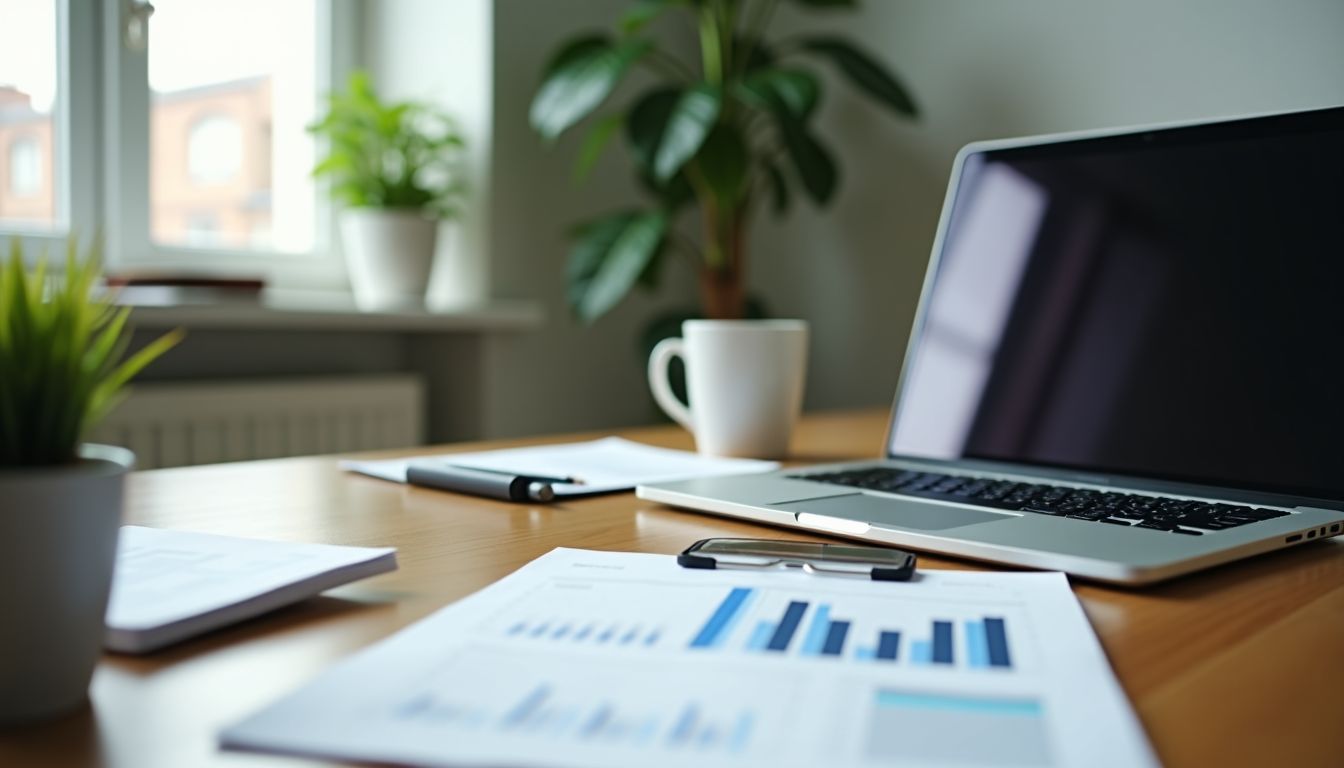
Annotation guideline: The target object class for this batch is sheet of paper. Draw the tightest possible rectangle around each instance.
[106,526,397,653]
[223,548,1156,768]
[341,437,780,495]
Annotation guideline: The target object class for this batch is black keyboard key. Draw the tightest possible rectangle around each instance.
[1137,520,1175,531]
[1099,517,1133,526]
[1021,507,1066,516]
[1171,528,1203,535]
[1066,512,1106,521]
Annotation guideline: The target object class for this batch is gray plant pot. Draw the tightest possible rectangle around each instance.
[0,444,131,726]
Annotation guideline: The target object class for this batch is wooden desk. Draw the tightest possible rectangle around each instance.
[2,409,1342,767]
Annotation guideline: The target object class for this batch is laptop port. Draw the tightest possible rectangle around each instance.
[1332,524,1341,534]
[1286,534,1302,543]
[1306,530,1316,539]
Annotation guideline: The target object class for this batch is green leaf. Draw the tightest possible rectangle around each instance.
[764,159,791,215]
[573,112,624,183]
[695,124,750,206]
[620,0,673,36]
[741,68,821,119]
[566,210,668,323]
[653,84,721,182]
[530,36,651,140]
[776,112,838,205]
[626,88,680,176]
[799,37,919,117]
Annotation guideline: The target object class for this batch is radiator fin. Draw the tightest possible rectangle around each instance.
[86,375,424,469]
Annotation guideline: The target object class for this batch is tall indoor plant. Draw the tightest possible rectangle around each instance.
[531,0,918,322]
[0,239,180,724]
[310,71,466,309]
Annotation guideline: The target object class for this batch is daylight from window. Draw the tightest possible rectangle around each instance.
[0,0,59,229]
[148,0,317,253]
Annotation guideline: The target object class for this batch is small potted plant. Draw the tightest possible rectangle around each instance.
[0,238,180,725]
[309,71,467,310]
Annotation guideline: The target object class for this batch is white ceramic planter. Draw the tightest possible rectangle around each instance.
[339,208,438,310]
[0,445,131,725]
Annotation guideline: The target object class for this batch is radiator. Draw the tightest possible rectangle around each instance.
[87,375,425,469]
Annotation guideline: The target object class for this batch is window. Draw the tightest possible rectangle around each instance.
[0,0,60,230]
[8,137,42,196]
[186,115,242,185]
[147,0,319,255]
[0,0,352,286]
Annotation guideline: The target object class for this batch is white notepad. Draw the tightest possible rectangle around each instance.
[341,437,780,496]
[105,526,397,654]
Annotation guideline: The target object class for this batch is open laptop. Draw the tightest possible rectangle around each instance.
[638,105,1344,585]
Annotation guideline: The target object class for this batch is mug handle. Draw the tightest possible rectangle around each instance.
[648,337,694,432]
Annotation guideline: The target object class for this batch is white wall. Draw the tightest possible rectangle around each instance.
[379,0,1344,437]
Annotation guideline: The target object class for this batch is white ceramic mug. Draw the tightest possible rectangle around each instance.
[648,319,809,458]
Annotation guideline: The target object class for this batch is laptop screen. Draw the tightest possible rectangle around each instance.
[889,106,1344,502]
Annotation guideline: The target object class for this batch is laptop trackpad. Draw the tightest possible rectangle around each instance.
[781,494,1010,531]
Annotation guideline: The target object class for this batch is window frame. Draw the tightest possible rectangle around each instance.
[0,0,97,258]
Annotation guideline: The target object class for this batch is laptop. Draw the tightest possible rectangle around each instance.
[638,105,1344,585]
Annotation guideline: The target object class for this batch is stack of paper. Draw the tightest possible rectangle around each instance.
[106,526,397,653]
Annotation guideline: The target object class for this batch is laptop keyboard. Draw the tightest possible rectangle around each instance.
[791,467,1292,535]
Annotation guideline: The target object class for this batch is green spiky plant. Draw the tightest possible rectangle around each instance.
[308,71,467,218]
[0,238,182,466]
[531,0,918,323]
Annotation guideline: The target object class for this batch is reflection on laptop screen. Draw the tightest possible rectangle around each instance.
[890,107,1344,502]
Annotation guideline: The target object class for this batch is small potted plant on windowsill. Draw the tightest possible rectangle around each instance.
[309,71,467,310]
[0,239,180,725]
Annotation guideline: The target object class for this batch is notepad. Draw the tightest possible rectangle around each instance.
[340,437,780,496]
[105,526,397,654]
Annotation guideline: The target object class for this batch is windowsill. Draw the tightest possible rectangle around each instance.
[121,289,543,333]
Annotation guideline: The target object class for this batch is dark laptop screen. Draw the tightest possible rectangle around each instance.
[888,106,1344,502]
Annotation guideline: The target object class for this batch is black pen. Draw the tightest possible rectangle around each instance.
[405,464,582,503]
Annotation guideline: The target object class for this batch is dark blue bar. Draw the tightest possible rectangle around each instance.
[691,588,753,648]
[820,620,850,656]
[985,617,1011,668]
[877,631,901,661]
[766,601,809,651]
[932,621,954,664]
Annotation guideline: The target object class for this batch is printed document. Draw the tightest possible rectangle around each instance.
[342,437,779,495]
[223,548,1155,767]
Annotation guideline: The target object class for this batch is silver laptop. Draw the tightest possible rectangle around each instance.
[638,106,1344,585]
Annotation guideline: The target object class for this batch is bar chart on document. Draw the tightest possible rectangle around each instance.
[385,563,1067,768]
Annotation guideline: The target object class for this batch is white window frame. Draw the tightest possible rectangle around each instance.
[0,0,97,259]
[100,0,358,289]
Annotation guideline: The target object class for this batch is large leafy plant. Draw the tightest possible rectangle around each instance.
[309,71,466,218]
[0,239,181,466]
[532,0,918,322]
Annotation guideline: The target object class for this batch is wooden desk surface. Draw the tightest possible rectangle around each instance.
[2,409,1342,767]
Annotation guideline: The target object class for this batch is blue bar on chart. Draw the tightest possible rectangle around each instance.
[910,639,932,664]
[799,604,833,655]
[985,617,1012,668]
[766,601,809,651]
[932,621,954,664]
[745,621,774,651]
[690,588,754,648]
[965,620,989,668]
[502,684,551,728]
[877,631,901,661]
[821,620,850,656]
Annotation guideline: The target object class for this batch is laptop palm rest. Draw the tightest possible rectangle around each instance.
[775,494,1011,531]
